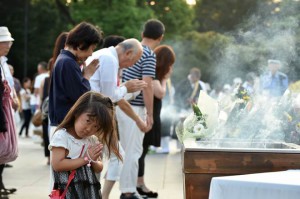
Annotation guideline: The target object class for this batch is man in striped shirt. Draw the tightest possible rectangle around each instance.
[118,19,165,199]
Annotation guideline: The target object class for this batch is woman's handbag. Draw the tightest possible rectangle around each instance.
[32,109,42,127]
[49,146,84,199]
[49,170,76,199]
[0,66,18,164]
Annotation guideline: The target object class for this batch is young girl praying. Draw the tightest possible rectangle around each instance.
[49,91,122,199]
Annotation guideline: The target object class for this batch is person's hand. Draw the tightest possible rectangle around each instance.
[124,79,147,93]
[187,98,194,105]
[145,114,153,132]
[83,59,99,80]
[164,68,173,79]
[11,97,19,112]
[85,143,103,161]
[135,117,148,133]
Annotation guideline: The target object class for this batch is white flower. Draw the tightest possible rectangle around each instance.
[235,98,245,104]
[193,123,204,134]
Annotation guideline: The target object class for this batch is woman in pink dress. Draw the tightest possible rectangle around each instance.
[0,26,18,197]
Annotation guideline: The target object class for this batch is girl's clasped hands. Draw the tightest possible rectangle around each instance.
[84,143,103,167]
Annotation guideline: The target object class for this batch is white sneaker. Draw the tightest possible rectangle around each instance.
[155,147,169,154]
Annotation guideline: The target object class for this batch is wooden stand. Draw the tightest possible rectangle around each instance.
[182,140,300,199]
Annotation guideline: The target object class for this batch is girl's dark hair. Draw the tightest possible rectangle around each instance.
[154,45,175,81]
[66,22,103,51]
[56,91,122,161]
[22,77,31,84]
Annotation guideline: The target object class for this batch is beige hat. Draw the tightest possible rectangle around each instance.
[0,27,14,42]
[268,59,281,65]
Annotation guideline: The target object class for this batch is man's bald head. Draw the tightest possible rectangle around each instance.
[116,38,143,68]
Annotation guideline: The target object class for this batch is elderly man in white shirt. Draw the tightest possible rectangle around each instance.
[86,38,148,199]
[88,38,147,103]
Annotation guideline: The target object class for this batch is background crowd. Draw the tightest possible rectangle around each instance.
[2,1,300,199]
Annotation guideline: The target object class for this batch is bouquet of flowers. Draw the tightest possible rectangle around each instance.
[225,86,252,125]
[176,103,208,143]
[234,85,251,108]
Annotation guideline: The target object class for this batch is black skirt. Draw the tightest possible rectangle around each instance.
[143,97,162,147]
[53,164,101,199]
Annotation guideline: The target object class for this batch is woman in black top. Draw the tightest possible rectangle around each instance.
[137,45,176,198]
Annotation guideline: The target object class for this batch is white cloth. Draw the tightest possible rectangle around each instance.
[199,80,208,93]
[103,141,125,181]
[49,125,57,141]
[33,72,49,105]
[34,73,49,89]
[209,170,300,199]
[19,88,31,110]
[0,56,14,92]
[48,128,99,192]
[87,47,127,102]
[49,128,98,157]
[87,47,127,181]
[48,125,57,192]
[117,106,146,192]
[30,94,37,106]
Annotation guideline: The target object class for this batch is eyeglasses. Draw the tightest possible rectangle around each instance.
[0,41,13,47]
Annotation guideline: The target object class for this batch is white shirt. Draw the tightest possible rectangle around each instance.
[33,72,49,105]
[199,80,208,93]
[34,72,49,89]
[49,128,98,159]
[0,56,14,90]
[48,128,99,191]
[87,47,127,102]
[19,88,31,110]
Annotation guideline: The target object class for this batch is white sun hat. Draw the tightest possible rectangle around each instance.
[0,27,14,42]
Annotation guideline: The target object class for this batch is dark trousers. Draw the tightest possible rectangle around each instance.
[42,119,50,157]
[138,142,149,177]
[19,109,32,136]
[0,164,5,189]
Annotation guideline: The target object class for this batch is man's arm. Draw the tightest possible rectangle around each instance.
[143,76,154,131]
[117,99,147,132]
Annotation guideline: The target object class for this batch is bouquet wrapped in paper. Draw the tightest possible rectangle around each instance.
[176,91,219,143]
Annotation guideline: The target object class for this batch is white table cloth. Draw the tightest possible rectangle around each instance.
[209,170,300,199]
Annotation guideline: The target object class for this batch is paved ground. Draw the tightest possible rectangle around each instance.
[3,125,184,199]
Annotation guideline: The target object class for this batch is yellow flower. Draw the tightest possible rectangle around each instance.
[243,96,250,101]
[284,112,293,122]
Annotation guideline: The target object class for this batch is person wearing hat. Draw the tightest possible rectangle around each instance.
[0,26,18,197]
[260,59,289,97]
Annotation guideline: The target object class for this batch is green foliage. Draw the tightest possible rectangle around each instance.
[195,0,258,33]
[2,0,300,88]
[169,30,231,84]
[27,0,69,75]
[1,0,70,79]
[70,0,154,39]
[147,0,195,39]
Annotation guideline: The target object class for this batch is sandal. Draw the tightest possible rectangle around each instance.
[0,194,9,199]
[0,188,17,195]
[136,186,158,198]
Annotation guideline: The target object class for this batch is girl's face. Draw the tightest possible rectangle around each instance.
[74,112,100,138]
[24,80,31,89]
